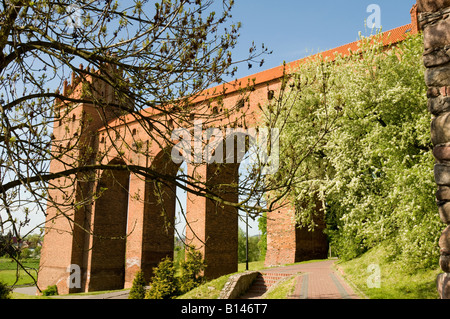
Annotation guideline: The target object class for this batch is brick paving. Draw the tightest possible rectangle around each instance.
[15,259,359,299]
[255,259,361,299]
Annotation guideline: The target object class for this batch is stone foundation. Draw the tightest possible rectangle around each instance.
[417,0,450,299]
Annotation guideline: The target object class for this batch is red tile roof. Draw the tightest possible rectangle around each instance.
[194,23,416,102]
[102,5,419,128]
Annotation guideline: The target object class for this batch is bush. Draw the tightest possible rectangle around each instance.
[178,246,206,295]
[145,248,207,299]
[42,285,58,296]
[20,248,32,259]
[145,257,178,299]
[128,270,147,299]
[0,280,11,299]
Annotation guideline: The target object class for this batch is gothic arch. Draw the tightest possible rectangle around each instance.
[87,158,130,291]
[140,147,181,282]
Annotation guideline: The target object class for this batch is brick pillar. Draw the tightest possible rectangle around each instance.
[265,199,328,267]
[136,150,179,283]
[417,0,450,299]
[185,162,239,280]
[37,143,94,294]
[37,188,87,294]
[124,173,146,288]
[265,203,297,266]
[123,148,180,287]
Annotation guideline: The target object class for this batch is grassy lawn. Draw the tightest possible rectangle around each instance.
[237,260,265,272]
[10,288,131,299]
[177,273,233,299]
[10,292,52,299]
[337,245,441,299]
[263,276,297,299]
[0,258,39,286]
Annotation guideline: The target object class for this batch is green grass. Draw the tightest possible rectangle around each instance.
[10,292,51,299]
[0,258,39,286]
[0,270,37,286]
[237,260,266,272]
[10,289,131,299]
[0,257,40,270]
[337,244,441,299]
[263,276,297,299]
[177,273,233,299]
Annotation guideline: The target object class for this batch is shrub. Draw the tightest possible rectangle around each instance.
[20,248,32,259]
[144,248,207,299]
[42,285,58,296]
[145,257,178,299]
[0,280,11,299]
[128,270,147,299]
[178,246,206,295]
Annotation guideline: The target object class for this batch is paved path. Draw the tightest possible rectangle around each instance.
[14,259,360,299]
[13,286,130,299]
[262,259,361,299]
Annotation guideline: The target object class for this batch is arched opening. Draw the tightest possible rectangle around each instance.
[235,130,268,268]
[183,129,255,279]
[141,148,181,283]
[140,128,269,280]
[174,161,188,268]
[237,153,265,268]
[89,159,130,291]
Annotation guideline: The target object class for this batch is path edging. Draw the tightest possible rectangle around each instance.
[218,271,260,299]
[333,264,369,299]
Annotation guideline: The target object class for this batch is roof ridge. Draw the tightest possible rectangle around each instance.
[193,23,415,102]
[101,22,416,130]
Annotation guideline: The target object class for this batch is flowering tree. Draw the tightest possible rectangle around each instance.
[277,33,441,270]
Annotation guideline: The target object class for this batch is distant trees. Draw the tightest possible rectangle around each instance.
[237,228,262,263]
[0,232,41,259]
[258,212,267,259]
[0,232,16,258]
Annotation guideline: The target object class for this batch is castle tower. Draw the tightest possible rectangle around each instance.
[37,64,125,294]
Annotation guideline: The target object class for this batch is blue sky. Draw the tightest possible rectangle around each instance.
[228,0,417,80]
